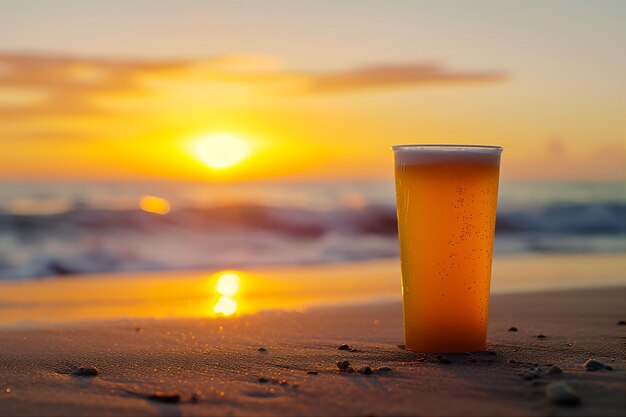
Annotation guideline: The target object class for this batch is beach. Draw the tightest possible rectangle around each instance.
[0,254,624,416]
[2,1,625,415]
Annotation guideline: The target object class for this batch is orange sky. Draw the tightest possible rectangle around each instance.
[0,1,624,182]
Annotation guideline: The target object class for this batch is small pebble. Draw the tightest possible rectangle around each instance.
[522,371,539,380]
[376,366,392,372]
[134,327,142,333]
[486,351,497,356]
[344,367,355,373]
[508,327,518,332]
[306,371,318,375]
[279,380,288,386]
[292,382,300,388]
[258,377,269,383]
[617,320,626,325]
[338,344,350,350]
[337,360,351,370]
[434,356,451,364]
[148,392,181,404]
[583,359,610,371]
[546,382,580,406]
[546,365,562,375]
[258,347,267,352]
[358,366,373,375]
[350,348,358,352]
[71,367,99,377]
[191,393,199,404]
[537,334,546,339]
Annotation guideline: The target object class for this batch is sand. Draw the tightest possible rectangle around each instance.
[1,284,625,416]
[0,254,625,416]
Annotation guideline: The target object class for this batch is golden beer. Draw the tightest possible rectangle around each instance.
[393,145,502,352]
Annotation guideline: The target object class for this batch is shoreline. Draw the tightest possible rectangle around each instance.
[0,252,625,327]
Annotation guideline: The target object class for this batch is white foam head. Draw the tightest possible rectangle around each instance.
[393,144,502,166]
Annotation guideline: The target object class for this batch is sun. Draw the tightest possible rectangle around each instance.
[193,133,250,169]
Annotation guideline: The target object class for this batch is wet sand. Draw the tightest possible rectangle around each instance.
[0,285,625,416]
[0,253,624,326]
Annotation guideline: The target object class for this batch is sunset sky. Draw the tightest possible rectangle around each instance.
[0,0,624,182]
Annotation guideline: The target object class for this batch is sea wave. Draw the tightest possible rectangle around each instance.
[0,201,623,280]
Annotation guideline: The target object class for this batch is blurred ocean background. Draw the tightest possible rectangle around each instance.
[0,181,623,280]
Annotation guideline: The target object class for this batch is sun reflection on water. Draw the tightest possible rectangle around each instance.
[213,296,237,316]
[212,271,241,316]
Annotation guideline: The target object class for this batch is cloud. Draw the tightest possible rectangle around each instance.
[0,53,186,119]
[297,63,507,94]
[0,53,507,120]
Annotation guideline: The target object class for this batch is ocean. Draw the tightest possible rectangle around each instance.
[0,181,624,280]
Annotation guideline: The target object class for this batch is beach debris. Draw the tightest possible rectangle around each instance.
[148,392,181,404]
[546,365,562,375]
[337,360,351,371]
[338,344,350,350]
[258,347,267,352]
[508,327,518,332]
[434,356,451,364]
[536,334,546,339]
[376,366,393,372]
[306,371,318,375]
[617,320,626,325]
[546,382,581,406]
[71,366,99,377]
[358,366,373,375]
[583,359,612,371]
[258,377,269,383]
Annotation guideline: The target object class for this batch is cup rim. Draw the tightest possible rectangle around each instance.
[392,144,503,152]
